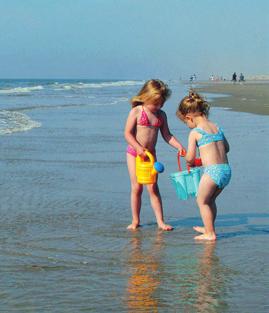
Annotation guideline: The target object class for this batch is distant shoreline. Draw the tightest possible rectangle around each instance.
[189,81,269,116]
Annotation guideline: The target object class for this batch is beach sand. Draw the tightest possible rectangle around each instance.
[194,81,269,115]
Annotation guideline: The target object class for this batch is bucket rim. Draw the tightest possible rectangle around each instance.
[170,167,201,177]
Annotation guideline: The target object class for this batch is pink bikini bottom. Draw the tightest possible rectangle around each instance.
[126,145,137,157]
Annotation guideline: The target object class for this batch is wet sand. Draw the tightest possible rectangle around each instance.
[195,81,269,115]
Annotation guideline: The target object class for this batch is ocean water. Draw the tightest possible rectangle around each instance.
[0,79,268,312]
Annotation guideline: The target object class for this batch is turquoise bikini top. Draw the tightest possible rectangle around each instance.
[193,127,225,147]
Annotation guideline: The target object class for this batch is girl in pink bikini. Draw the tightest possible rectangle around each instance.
[124,79,185,230]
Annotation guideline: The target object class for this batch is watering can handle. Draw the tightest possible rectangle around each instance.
[144,150,155,164]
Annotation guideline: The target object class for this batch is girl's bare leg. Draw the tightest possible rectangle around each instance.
[195,175,222,240]
[193,188,222,234]
[127,154,143,230]
[146,183,173,231]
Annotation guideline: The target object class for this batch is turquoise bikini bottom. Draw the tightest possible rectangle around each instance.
[204,164,231,189]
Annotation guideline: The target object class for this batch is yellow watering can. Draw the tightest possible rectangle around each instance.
[136,150,164,184]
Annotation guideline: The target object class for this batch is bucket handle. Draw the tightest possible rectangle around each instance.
[177,152,201,173]
[177,152,183,172]
[177,152,190,172]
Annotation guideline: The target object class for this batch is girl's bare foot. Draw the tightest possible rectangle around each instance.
[193,226,205,233]
[127,223,140,230]
[194,233,216,241]
[158,223,174,231]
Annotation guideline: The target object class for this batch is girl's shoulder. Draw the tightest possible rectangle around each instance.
[190,129,201,138]
[130,105,142,116]
[187,130,200,145]
[208,120,220,130]
[193,120,220,133]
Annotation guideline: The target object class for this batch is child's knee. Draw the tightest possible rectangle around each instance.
[197,196,207,206]
[146,183,159,195]
[132,183,143,195]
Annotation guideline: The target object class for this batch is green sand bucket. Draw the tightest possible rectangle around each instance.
[170,153,201,200]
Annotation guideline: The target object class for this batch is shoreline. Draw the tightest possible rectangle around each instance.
[190,81,269,116]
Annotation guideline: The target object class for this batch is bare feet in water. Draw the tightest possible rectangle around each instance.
[127,223,141,230]
[193,226,216,240]
[193,226,205,233]
[127,223,173,231]
[158,223,174,231]
[194,233,216,241]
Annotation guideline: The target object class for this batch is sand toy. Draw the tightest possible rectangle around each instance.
[170,152,202,200]
[136,151,164,184]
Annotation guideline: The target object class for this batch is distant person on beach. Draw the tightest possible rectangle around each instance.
[176,91,231,240]
[232,72,237,83]
[239,73,245,82]
[125,79,185,231]
[190,74,197,82]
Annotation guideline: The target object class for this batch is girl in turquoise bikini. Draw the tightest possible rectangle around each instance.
[176,91,231,241]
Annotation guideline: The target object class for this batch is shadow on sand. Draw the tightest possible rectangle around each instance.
[170,212,269,239]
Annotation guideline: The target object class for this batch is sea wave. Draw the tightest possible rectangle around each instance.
[52,80,144,90]
[0,80,144,95]
[0,110,41,135]
[0,85,44,94]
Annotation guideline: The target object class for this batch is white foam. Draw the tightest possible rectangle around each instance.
[0,80,144,94]
[0,85,44,94]
[53,80,144,90]
[0,110,41,135]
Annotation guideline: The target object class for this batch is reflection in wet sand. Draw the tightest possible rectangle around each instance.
[175,242,230,312]
[194,242,229,313]
[125,233,231,312]
[126,232,164,312]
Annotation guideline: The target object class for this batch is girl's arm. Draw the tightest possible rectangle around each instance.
[160,111,185,155]
[185,131,197,166]
[124,108,145,156]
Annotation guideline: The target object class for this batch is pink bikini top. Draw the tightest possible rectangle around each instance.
[137,107,163,128]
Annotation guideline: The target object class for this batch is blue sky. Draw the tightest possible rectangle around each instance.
[0,0,268,79]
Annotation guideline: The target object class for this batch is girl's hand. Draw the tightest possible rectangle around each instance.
[186,158,202,168]
[178,146,186,157]
[137,146,146,158]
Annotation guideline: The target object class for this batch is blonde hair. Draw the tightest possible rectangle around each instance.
[176,90,210,120]
[131,79,171,108]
